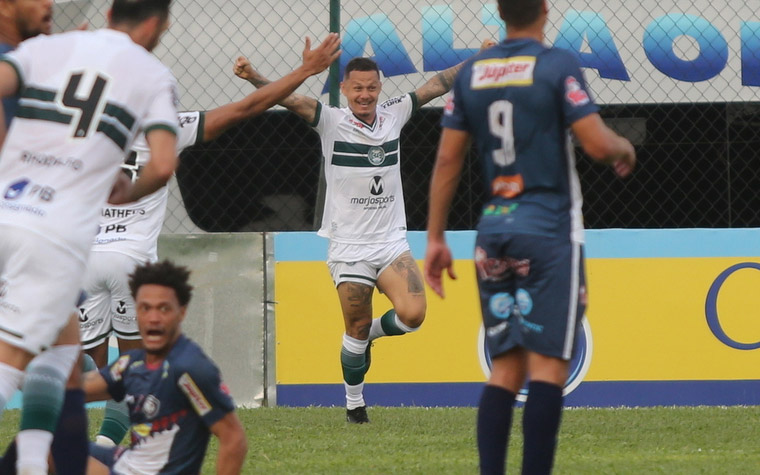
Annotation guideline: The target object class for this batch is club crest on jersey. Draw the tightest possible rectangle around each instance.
[368,146,385,166]
[565,76,590,106]
[444,93,455,115]
[110,354,131,382]
[471,57,535,89]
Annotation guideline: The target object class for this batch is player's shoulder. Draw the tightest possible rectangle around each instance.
[168,335,218,374]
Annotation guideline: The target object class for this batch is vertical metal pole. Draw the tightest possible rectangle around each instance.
[313,0,340,229]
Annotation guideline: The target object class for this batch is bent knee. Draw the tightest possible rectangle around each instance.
[397,304,426,329]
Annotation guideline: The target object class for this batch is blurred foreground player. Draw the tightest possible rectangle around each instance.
[84,260,247,474]
[0,0,180,472]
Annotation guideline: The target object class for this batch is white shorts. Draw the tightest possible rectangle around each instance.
[0,225,86,354]
[327,238,410,288]
[79,251,143,350]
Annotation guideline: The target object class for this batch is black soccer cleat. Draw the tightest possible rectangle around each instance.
[346,406,370,424]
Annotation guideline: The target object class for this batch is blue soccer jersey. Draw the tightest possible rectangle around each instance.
[0,43,18,128]
[101,335,235,474]
[442,38,599,242]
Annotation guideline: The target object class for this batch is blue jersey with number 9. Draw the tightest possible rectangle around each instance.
[442,38,598,242]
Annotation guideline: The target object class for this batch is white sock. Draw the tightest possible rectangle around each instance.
[342,334,368,354]
[0,362,23,414]
[16,429,53,474]
[368,312,418,341]
[31,344,80,376]
[344,382,365,409]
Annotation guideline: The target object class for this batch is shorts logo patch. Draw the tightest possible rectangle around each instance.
[515,289,533,316]
[471,57,535,89]
[179,373,212,416]
[116,300,127,315]
[475,247,531,281]
[565,76,590,106]
[489,292,514,319]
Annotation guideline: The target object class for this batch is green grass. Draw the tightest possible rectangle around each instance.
[2,406,759,474]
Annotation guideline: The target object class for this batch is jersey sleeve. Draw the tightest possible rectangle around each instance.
[176,359,235,428]
[379,93,417,124]
[550,50,599,125]
[99,353,132,402]
[440,63,470,131]
[176,111,204,149]
[312,101,336,134]
[141,65,179,136]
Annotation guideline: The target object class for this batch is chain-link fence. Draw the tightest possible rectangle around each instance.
[52,1,760,232]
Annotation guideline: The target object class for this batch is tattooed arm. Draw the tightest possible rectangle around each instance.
[234,56,320,124]
[414,39,497,107]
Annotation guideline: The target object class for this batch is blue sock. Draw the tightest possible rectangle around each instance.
[477,385,516,475]
[521,381,563,475]
[0,437,17,474]
[50,389,88,475]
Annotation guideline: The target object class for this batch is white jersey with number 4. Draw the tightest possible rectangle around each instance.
[93,111,204,262]
[0,29,178,261]
[314,92,417,244]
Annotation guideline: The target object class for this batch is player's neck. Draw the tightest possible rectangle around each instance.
[0,22,22,47]
[506,29,544,44]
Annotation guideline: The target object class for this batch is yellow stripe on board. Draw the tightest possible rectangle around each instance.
[275,257,760,385]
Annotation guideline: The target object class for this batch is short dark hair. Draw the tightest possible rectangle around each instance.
[111,0,171,26]
[343,57,380,80]
[129,260,193,306]
[498,0,543,28]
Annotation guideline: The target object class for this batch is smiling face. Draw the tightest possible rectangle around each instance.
[341,69,382,124]
[135,283,186,362]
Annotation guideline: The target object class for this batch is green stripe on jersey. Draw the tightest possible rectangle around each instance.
[21,87,56,102]
[103,103,136,131]
[97,120,128,150]
[332,153,398,168]
[16,105,72,125]
[334,139,399,154]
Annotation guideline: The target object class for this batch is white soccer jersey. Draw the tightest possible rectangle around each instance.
[0,29,178,260]
[93,111,204,262]
[315,93,417,244]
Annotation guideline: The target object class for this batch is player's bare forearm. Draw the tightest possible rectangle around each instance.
[212,413,247,475]
[82,370,110,402]
[415,65,462,107]
[415,39,496,107]
[427,128,470,239]
[231,33,338,125]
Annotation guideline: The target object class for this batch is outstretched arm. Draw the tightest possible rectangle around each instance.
[414,39,497,107]
[203,34,340,141]
[234,55,320,124]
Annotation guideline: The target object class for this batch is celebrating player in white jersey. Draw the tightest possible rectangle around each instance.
[235,41,493,423]
[0,1,180,473]
[81,34,340,447]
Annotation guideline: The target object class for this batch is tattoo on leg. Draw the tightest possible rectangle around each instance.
[393,254,425,294]
[346,282,373,307]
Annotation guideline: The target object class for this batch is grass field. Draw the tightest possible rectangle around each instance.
[2,406,759,474]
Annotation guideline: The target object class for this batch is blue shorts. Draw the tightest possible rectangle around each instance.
[475,232,586,360]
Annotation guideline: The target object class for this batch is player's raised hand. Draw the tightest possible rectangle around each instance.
[233,56,256,81]
[480,38,498,51]
[424,240,457,299]
[301,33,341,76]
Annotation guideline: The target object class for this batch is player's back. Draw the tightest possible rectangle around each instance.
[0,29,177,257]
[445,38,599,241]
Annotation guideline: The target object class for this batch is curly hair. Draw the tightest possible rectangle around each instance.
[129,259,193,306]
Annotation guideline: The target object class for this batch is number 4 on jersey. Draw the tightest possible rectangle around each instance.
[60,72,109,139]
